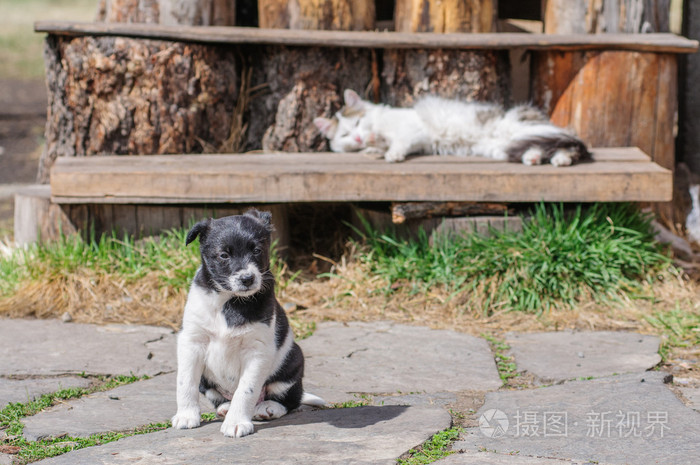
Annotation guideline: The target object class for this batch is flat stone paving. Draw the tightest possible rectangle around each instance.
[0,376,91,409]
[506,331,661,383]
[38,405,451,465]
[301,321,503,394]
[457,372,700,465]
[21,374,210,441]
[0,319,176,377]
[0,318,698,464]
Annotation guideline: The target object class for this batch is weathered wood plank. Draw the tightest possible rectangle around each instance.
[33,21,699,53]
[49,148,671,204]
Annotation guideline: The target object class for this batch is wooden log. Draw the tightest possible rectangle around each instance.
[391,201,510,224]
[38,35,238,183]
[394,0,496,33]
[531,50,676,172]
[96,0,236,26]
[382,48,510,106]
[253,0,374,152]
[386,0,508,106]
[544,0,670,34]
[258,0,374,30]
[14,185,77,245]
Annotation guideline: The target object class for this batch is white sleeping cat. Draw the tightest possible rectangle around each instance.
[313,89,590,166]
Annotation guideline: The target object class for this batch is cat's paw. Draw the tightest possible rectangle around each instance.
[221,419,255,438]
[172,409,201,429]
[384,150,407,163]
[521,148,543,166]
[550,149,573,167]
[361,147,385,155]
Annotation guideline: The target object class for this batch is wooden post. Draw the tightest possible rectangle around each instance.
[258,0,374,30]
[254,0,374,152]
[384,0,509,107]
[394,0,496,33]
[96,0,236,26]
[543,0,671,33]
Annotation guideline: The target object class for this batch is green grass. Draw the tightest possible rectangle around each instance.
[483,334,518,383]
[0,374,154,464]
[397,427,463,465]
[645,303,700,361]
[0,228,200,298]
[355,203,670,314]
[330,394,373,409]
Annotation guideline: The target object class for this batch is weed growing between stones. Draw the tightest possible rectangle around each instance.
[0,374,149,463]
[482,334,518,384]
[397,426,463,465]
[330,394,373,408]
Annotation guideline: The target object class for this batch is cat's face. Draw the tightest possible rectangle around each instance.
[314,89,369,153]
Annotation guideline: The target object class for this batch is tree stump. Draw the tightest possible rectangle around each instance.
[39,35,238,182]
[384,0,509,107]
[256,0,374,152]
[250,46,372,152]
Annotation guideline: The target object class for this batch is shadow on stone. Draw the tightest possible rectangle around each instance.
[256,405,409,432]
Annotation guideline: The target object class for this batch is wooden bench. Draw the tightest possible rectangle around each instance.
[19,22,696,245]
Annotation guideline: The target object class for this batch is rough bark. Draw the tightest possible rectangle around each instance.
[394,0,497,33]
[387,0,508,107]
[254,0,374,152]
[382,49,510,107]
[544,0,670,34]
[258,0,374,30]
[251,46,372,152]
[39,35,237,182]
[96,0,236,26]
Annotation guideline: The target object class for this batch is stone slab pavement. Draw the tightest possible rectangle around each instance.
[0,319,176,377]
[0,376,91,409]
[506,331,661,383]
[21,373,214,441]
[38,405,451,465]
[301,321,503,394]
[1,318,697,465]
[457,372,700,465]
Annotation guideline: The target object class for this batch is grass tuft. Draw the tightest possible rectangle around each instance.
[397,427,463,465]
[355,203,670,314]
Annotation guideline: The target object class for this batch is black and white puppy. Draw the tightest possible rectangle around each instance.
[172,209,324,438]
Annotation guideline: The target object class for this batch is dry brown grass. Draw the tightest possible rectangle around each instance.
[2,249,696,340]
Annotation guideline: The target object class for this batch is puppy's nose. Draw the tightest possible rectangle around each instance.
[239,273,255,287]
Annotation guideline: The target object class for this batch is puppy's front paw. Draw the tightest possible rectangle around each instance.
[172,410,201,429]
[221,419,255,438]
[521,148,543,166]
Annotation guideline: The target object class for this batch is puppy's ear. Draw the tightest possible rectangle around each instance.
[186,219,210,246]
[313,117,337,137]
[244,208,274,232]
[343,89,363,109]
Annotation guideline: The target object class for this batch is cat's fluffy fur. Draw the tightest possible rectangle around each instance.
[314,89,590,166]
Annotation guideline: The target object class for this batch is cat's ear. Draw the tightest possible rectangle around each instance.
[343,89,363,109]
[313,117,337,137]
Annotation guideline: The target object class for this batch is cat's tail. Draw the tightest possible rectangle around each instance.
[301,392,326,407]
[505,127,591,167]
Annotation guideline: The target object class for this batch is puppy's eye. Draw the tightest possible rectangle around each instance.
[252,247,262,256]
[219,252,230,259]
